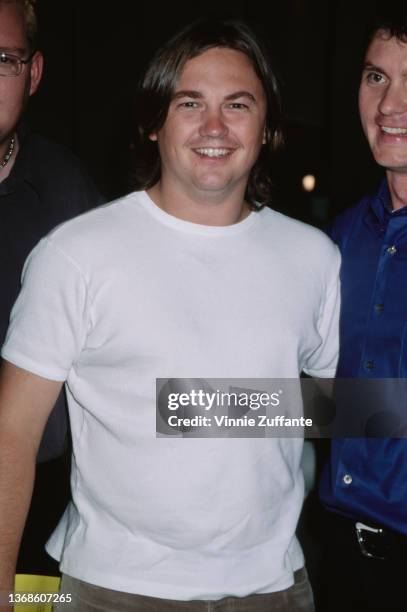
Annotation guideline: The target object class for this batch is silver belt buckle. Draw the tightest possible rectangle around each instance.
[355,521,386,560]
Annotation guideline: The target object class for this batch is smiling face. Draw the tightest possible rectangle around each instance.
[359,31,407,175]
[150,47,267,205]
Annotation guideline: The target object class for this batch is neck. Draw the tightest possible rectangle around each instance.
[147,181,251,227]
[386,171,407,211]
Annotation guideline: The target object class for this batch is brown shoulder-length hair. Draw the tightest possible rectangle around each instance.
[132,19,283,208]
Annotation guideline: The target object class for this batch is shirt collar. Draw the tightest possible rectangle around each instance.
[370,178,407,224]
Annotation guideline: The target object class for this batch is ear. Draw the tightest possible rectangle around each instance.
[149,133,158,142]
[29,51,44,96]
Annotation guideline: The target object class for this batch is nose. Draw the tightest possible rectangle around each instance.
[199,108,228,138]
[379,81,407,116]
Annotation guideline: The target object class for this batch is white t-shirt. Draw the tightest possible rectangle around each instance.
[2,191,340,600]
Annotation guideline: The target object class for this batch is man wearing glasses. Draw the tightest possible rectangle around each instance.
[0,0,102,575]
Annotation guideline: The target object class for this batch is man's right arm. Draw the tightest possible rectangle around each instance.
[0,360,62,604]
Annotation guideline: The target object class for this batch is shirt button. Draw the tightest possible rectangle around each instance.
[374,303,384,313]
[387,245,397,255]
[343,474,353,485]
[365,360,374,370]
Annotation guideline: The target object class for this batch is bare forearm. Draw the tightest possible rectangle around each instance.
[0,361,63,608]
[0,431,36,594]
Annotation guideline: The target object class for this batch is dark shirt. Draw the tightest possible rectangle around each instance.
[0,125,103,573]
[320,180,407,534]
[1,125,103,346]
[1,126,104,462]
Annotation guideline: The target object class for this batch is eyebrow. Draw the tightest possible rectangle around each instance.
[172,90,203,100]
[363,61,407,79]
[224,91,257,103]
[0,47,28,56]
[362,62,388,77]
[172,90,257,103]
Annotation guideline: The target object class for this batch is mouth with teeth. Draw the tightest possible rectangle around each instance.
[381,126,407,135]
[193,147,234,158]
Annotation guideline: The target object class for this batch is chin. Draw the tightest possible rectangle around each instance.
[193,178,231,192]
[372,148,407,170]
[374,156,407,172]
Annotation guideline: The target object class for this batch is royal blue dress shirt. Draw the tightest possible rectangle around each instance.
[319,179,407,535]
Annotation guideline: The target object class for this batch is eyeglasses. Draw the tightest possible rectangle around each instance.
[0,51,35,77]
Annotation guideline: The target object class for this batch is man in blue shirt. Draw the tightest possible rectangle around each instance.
[319,5,407,612]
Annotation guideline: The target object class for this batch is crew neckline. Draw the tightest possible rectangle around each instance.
[137,190,259,236]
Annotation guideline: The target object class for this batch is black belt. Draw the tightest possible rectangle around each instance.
[354,521,407,561]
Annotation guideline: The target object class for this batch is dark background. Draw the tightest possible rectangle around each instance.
[27,0,383,223]
[20,0,384,608]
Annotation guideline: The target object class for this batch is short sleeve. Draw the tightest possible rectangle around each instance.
[303,246,341,378]
[1,237,89,381]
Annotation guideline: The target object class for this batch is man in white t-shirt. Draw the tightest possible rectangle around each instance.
[0,19,339,612]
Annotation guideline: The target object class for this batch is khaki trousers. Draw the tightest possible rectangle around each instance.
[55,567,315,612]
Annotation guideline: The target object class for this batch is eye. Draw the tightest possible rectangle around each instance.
[0,53,14,64]
[0,52,20,75]
[227,102,249,110]
[177,100,200,109]
[365,71,386,85]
